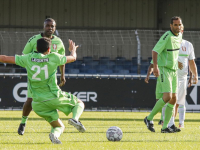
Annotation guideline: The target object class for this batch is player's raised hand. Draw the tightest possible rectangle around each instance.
[178,61,183,70]
[68,39,79,52]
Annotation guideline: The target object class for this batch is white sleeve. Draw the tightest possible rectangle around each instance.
[189,43,195,60]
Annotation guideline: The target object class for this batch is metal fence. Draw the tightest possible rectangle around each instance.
[0,30,200,75]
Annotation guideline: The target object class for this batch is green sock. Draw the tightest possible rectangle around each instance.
[72,102,84,121]
[51,127,63,138]
[147,98,165,121]
[162,103,174,129]
[160,110,163,121]
[21,116,28,124]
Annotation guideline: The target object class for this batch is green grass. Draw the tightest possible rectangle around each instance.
[0,111,199,150]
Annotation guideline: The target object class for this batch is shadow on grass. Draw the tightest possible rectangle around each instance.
[0,131,154,134]
[1,140,199,144]
[0,117,199,122]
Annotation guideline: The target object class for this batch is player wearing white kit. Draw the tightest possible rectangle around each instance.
[163,27,198,130]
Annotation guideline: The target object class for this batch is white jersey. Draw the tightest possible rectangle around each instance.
[178,39,195,78]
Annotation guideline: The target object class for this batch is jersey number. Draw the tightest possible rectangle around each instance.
[31,65,48,80]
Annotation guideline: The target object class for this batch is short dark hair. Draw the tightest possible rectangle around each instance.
[171,16,182,24]
[44,18,56,25]
[37,37,51,53]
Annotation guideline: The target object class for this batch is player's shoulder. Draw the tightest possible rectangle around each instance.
[49,52,61,57]
[28,33,42,43]
[161,31,171,40]
[182,39,193,45]
[52,35,63,42]
[24,52,38,58]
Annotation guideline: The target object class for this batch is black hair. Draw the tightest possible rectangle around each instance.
[37,37,51,53]
[171,16,182,24]
[44,18,56,25]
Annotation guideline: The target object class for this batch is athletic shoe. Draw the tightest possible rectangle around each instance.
[49,133,62,144]
[68,118,86,133]
[161,128,174,133]
[158,120,163,125]
[18,123,26,135]
[169,124,181,132]
[179,123,184,128]
[144,116,155,132]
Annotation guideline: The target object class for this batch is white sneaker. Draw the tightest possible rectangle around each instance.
[68,118,86,133]
[49,133,62,144]
[179,123,184,128]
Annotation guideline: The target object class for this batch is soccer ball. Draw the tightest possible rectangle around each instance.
[106,126,123,141]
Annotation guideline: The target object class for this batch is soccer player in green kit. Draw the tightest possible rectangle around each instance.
[0,37,85,144]
[18,18,66,135]
[144,16,183,133]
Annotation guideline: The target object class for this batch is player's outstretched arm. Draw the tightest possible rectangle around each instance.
[66,39,79,63]
[0,55,15,64]
[145,64,153,83]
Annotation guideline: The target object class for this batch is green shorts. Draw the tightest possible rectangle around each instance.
[155,82,163,99]
[156,66,177,96]
[32,92,78,123]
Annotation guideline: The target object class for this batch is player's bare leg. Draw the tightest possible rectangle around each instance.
[18,98,33,135]
[49,119,65,144]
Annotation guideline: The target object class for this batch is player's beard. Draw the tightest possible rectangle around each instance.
[44,31,54,38]
[172,28,180,35]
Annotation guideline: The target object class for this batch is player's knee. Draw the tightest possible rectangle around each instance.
[169,96,177,105]
[78,99,85,108]
[163,94,172,102]
[172,96,177,101]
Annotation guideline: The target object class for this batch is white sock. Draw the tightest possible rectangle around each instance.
[168,116,174,127]
[51,127,63,138]
[162,104,167,121]
[178,105,186,124]
[167,104,176,127]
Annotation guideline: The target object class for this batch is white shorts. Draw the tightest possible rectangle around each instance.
[177,77,187,105]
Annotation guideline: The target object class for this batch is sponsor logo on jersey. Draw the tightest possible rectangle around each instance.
[53,44,57,50]
[182,46,186,51]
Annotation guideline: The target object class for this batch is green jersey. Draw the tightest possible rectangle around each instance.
[153,30,182,70]
[15,52,67,102]
[22,33,65,55]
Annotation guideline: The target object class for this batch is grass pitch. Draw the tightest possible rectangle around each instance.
[0,111,199,150]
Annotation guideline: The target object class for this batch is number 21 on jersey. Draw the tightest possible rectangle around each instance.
[31,65,48,80]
